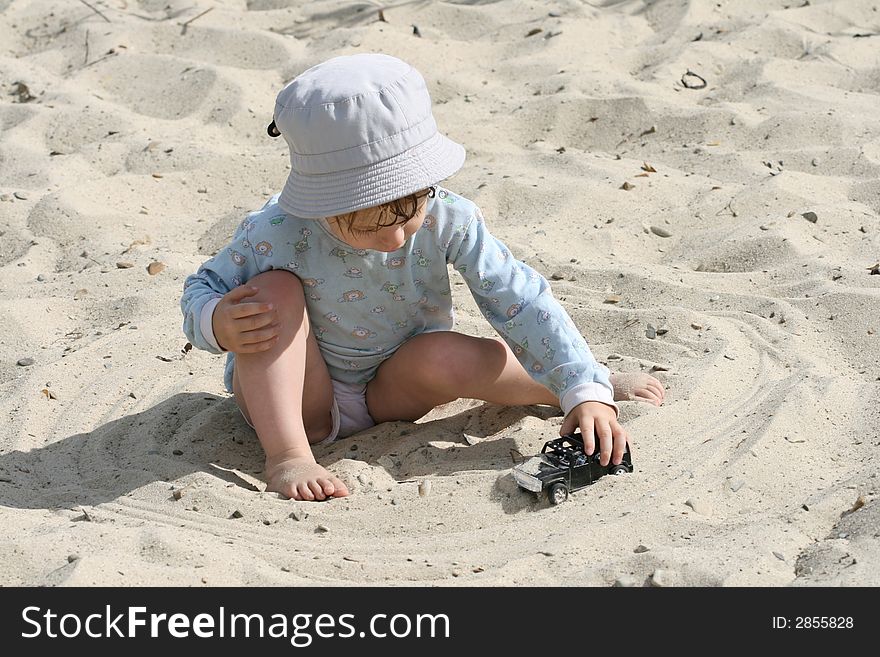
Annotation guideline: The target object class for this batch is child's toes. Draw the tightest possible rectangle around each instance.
[297,482,316,501]
[329,476,349,497]
[308,480,327,500]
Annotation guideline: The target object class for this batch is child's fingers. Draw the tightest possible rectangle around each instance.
[235,335,279,353]
[239,325,280,346]
[559,412,578,437]
[580,416,596,456]
[610,420,628,466]
[229,301,274,319]
[234,309,277,331]
[226,285,260,302]
[596,419,613,466]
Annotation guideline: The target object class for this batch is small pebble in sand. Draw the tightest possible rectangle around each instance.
[649,569,674,587]
[604,294,621,304]
[172,449,183,456]
[685,498,712,516]
[14,191,29,200]
[656,326,669,335]
[811,157,820,166]
[691,322,703,330]
[634,545,650,553]
[0,193,11,201]
[729,479,745,492]
[36,274,46,281]
[613,575,639,587]
[116,262,134,269]
[197,187,208,193]
[772,551,786,561]
[645,324,657,339]
[419,480,432,497]
[147,261,166,275]
[801,211,818,223]
[17,357,35,367]
[289,508,308,521]
[73,289,88,300]
[550,272,565,280]
[172,489,183,500]
[281,566,291,572]
[67,554,80,563]
[315,524,329,533]
[620,182,635,190]
[650,225,672,237]
[230,510,244,519]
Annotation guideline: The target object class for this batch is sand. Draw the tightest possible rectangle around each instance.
[1,0,878,586]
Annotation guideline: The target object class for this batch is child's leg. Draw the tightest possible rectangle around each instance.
[365,332,557,423]
[232,269,348,501]
[365,332,664,423]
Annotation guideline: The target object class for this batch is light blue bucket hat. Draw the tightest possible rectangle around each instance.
[269,53,466,219]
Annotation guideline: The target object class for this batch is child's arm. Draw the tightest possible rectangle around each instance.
[180,215,274,353]
[446,206,625,460]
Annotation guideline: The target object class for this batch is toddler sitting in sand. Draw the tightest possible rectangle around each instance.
[180,54,664,501]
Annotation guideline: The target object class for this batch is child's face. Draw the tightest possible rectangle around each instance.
[326,191,429,252]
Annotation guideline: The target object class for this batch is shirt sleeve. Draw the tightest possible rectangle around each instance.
[446,207,618,417]
[180,216,273,354]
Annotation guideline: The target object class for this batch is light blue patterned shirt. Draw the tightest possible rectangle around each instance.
[180,187,615,416]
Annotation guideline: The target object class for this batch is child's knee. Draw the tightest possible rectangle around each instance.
[423,334,506,385]
[246,270,306,316]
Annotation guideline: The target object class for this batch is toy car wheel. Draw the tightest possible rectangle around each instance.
[548,482,568,505]
[609,465,629,475]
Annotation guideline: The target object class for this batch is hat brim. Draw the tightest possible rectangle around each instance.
[278,132,465,219]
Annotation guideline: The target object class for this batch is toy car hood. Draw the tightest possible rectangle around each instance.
[512,454,566,491]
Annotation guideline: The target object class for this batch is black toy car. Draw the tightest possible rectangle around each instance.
[512,431,633,504]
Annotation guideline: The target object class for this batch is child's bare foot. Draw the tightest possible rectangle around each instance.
[610,372,665,407]
[265,453,349,501]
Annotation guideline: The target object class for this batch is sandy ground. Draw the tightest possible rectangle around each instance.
[1,0,878,586]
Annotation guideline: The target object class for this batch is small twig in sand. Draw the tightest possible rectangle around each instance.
[79,48,119,71]
[180,6,213,35]
[83,29,90,65]
[78,0,111,22]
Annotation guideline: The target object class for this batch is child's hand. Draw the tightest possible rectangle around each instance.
[212,285,279,353]
[559,401,629,466]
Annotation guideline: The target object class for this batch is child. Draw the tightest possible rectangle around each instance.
[181,54,664,502]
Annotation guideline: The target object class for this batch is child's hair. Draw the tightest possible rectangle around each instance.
[331,186,436,233]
